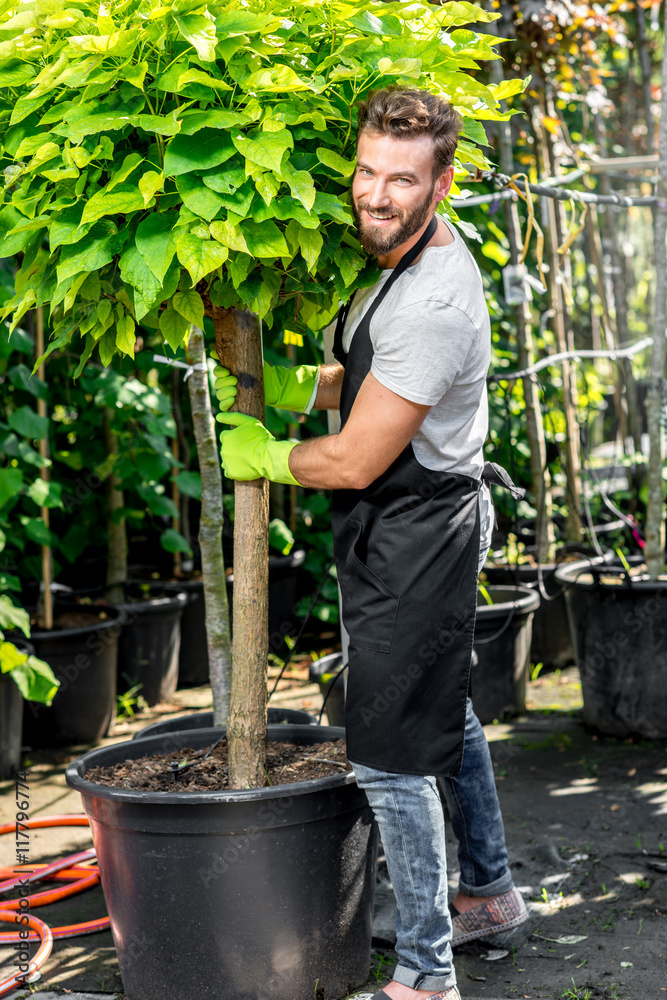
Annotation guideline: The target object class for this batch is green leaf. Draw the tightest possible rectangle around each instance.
[8,653,59,704]
[348,11,402,36]
[460,116,491,147]
[164,128,236,177]
[313,191,353,224]
[137,483,178,518]
[135,212,178,284]
[315,147,354,177]
[202,162,245,194]
[160,527,193,555]
[240,220,289,258]
[80,183,145,225]
[377,56,422,78]
[119,243,162,308]
[138,170,164,206]
[175,174,225,222]
[232,130,293,174]
[489,77,529,102]
[243,65,310,93]
[98,328,116,366]
[174,13,217,62]
[176,68,232,92]
[116,314,136,358]
[20,515,51,546]
[0,206,37,258]
[177,108,251,135]
[8,406,49,440]
[334,246,364,287]
[174,470,201,499]
[0,641,28,673]
[209,220,249,253]
[57,221,126,284]
[272,196,319,230]
[176,234,228,285]
[0,594,30,638]
[48,204,95,251]
[8,364,47,399]
[298,226,323,272]
[106,152,144,191]
[0,596,29,636]
[173,289,204,328]
[26,478,63,509]
[281,159,316,213]
[159,304,189,352]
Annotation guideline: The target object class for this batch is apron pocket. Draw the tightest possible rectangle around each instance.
[340,520,399,654]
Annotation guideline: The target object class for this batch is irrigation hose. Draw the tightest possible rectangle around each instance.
[0,815,110,997]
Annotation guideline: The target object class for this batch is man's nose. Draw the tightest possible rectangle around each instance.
[366,177,392,205]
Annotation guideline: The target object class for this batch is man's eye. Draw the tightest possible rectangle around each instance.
[395,178,410,184]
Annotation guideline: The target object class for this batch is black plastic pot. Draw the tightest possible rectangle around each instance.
[472,585,540,724]
[114,583,187,705]
[22,608,122,748]
[556,557,667,738]
[483,560,574,670]
[309,652,347,727]
[131,706,319,740]
[66,725,378,1000]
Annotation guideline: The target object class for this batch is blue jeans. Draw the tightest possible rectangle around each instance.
[349,485,513,992]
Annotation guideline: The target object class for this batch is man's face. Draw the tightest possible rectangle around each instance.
[352,131,453,257]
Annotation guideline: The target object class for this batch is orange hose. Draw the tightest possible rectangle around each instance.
[0,814,110,978]
[0,909,53,996]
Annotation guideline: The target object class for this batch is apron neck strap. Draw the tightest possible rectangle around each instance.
[333,214,439,365]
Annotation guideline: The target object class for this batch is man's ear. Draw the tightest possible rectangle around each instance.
[434,165,454,204]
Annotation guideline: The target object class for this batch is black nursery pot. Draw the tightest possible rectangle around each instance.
[115,583,187,705]
[556,558,667,738]
[483,560,574,670]
[131,706,319,740]
[472,585,540,724]
[66,725,378,1000]
[0,640,33,778]
[23,609,122,748]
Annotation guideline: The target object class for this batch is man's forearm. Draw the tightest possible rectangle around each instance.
[288,433,366,490]
[313,363,344,410]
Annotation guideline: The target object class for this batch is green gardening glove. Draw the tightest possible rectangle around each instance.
[263,362,319,412]
[216,412,301,486]
[211,358,238,412]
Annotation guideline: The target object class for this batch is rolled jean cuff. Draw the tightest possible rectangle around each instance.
[393,964,457,993]
[458,869,514,898]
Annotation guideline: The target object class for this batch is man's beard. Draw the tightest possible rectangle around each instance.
[352,183,436,257]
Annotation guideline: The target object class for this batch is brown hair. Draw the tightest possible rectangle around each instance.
[356,88,461,179]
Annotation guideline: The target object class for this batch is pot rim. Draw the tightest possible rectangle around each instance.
[66,724,356,804]
[29,605,123,642]
[476,584,540,614]
[554,555,667,591]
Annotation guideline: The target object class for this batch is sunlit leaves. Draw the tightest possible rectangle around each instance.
[176,234,228,285]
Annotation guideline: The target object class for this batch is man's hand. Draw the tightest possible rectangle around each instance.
[263,362,319,412]
[216,412,301,485]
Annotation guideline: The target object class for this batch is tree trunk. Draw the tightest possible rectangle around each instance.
[186,326,233,724]
[635,0,655,154]
[644,2,667,581]
[171,367,192,570]
[35,307,53,630]
[211,305,269,789]
[104,408,127,605]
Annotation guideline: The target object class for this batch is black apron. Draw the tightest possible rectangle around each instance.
[330,216,523,777]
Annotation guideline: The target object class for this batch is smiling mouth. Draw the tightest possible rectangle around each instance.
[365,209,398,222]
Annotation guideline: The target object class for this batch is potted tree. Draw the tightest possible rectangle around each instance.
[0,0,522,995]
[555,19,667,739]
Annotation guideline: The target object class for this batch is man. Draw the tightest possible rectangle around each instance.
[215,89,528,1000]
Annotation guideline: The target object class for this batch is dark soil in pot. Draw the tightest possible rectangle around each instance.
[22,605,121,748]
[86,735,351,790]
[66,724,378,1000]
[132,706,319,740]
[112,583,187,706]
[556,557,667,738]
[472,585,540,724]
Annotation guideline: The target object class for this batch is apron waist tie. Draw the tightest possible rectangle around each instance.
[481,461,525,500]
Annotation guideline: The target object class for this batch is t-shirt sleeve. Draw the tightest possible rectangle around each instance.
[370,300,480,406]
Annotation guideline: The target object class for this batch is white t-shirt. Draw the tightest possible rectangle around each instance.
[320,218,490,478]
